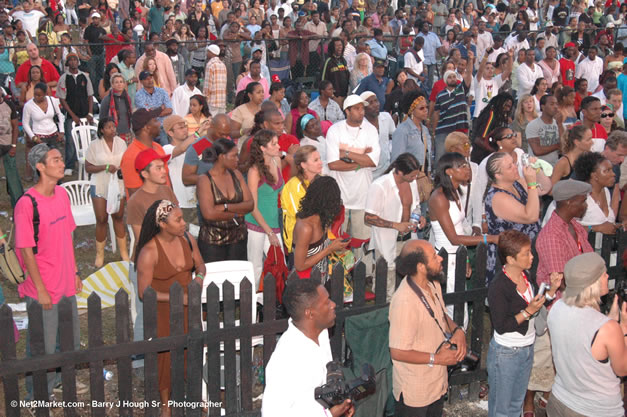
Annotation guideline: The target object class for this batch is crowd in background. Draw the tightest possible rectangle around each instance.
[0,0,627,415]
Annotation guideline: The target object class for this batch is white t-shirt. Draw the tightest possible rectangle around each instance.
[575,57,604,92]
[326,120,381,210]
[473,74,504,117]
[404,49,425,82]
[163,145,197,209]
[12,10,45,37]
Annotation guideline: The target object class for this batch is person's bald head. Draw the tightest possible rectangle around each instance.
[396,240,444,282]
[210,114,231,140]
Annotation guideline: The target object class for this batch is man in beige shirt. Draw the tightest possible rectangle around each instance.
[388,240,467,416]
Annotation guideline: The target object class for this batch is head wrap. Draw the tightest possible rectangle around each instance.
[408,95,426,116]
[156,200,176,224]
[299,114,315,132]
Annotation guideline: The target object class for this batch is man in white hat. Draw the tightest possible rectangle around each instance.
[326,94,381,270]
[204,44,227,116]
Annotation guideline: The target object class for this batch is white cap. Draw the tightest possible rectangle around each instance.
[545,21,554,27]
[607,22,615,28]
[343,94,369,111]
[359,91,376,101]
[206,44,220,55]
[133,24,145,34]
[91,12,101,18]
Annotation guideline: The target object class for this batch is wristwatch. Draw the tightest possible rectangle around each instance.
[223,203,228,212]
[428,352,435,368]
[344,150,350,158]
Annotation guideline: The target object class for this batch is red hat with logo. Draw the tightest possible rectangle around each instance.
[135,148,170,172]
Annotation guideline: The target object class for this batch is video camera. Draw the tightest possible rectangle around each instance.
[314,361,376,409]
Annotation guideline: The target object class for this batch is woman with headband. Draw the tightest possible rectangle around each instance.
[135,199,206,417]
[391,91,432,178]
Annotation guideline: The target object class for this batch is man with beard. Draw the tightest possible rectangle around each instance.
[389,239,467,417]
[262,278,354,417]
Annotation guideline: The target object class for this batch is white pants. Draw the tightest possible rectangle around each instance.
[247,229,283,290]
[342,208,374,276]
[374,241,403,302]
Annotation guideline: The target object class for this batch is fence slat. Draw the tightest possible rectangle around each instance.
[262,274,277,370]
[58,297,78,417]
[374,257,388,305]
[352,261,366,307]
[186,282,203,417]
[0,304,20,417]
[142,287,159,417]
[205,283,222,417]
[115,289,133,417]
[453,246,468,327]
[168,282,185,417]
[27,300,50,417]
[87,293,105,417]
[239,279,253,411]
[223,281,238,413]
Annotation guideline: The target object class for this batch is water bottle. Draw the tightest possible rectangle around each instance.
[410,207,422,228]
[103,369,114,381]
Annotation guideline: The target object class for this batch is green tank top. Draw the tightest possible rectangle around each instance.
[245,165,284,232]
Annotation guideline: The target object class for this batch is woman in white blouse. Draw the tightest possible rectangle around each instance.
[573,151,625,235]
[22,82,65,178]
[85,117,129,268]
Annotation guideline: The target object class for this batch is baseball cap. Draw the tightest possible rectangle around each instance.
[565,42,577,49]
[163,115,186,134]
[373,59,387,67]
[91,11,101,18]
[135,148,170,172]
[342,94,369,111]
[132,108,162,132]
[251,45,263,55]
[563,253,606,298]
[359,91,376,101]
[139,70,153,81]
[185,68,198,77]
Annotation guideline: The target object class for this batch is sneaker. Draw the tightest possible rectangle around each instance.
[53,380,89,395]
[64,169,73,176]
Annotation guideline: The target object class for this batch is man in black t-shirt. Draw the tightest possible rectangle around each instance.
[552,0,569,27]
[83,12,107,91]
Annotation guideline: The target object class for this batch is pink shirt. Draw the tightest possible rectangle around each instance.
[236,74,270,99]
[15,186,77,304]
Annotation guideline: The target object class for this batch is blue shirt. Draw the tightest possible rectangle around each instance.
[618,73,627,119]
[456,43,477,60]
[391,118,432,171]
[135,87,173,123]
[366,39,388,60]
[416,32,442,65]
[183,136,213,176]
[355,73,389,108]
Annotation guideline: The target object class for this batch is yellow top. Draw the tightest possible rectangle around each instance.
[280,176,309,253]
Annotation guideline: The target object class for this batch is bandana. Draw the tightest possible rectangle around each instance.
[300,114,315,132]
[408,96,426,116]
[156,200,176,224]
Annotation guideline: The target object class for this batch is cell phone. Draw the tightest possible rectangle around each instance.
[537,282,548,297]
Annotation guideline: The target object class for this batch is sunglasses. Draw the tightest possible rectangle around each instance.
[497,133,516,140]
[601,113,615,118]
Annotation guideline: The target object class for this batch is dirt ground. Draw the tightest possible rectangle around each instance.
[0,143,550,417]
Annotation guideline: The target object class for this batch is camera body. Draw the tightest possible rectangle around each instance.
[616,280,626,307]
[448,343,481,372]
[521,153,530,168]
[314,361,376,409]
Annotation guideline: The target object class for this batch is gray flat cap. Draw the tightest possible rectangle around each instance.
[563,253,606,298]
[552,179,592,202]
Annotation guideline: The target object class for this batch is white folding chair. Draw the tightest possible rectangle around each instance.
[200,261,263,405]
[71,120,98,181]
[61,180,116,252]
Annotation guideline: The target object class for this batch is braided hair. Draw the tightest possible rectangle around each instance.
[296,176,342,231]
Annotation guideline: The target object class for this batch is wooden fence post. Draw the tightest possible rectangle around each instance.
[374,257,388,305]
[58,297,78,417]
[222,280,238,414]
[262,274,277,371]
[115,289,133,417]
[186,281,203,417]
[142,287,159,417]
[239,278,254,411]
[87,293,105,417]
[27,299,50,417]
[0,304,19,417]
[205,283,221,417]
[169,282,185,417]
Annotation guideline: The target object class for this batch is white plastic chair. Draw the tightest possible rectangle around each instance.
[61,180,116,252]
[71,120,98,181]
[200,261,262,404]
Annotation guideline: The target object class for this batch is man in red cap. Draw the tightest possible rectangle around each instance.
[120,108,171,198]
[559,42,578,89]
[126,147,178,365]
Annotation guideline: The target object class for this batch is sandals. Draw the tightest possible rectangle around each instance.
[522,412,535,417]
[536,392,549,410]
[479,383,489,399]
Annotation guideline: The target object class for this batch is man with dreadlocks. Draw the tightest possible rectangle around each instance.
[470,92,515,164]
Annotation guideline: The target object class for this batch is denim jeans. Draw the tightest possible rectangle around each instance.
[24,295,80,399]
[487,338,534,417]
[63,116,77,170]
[129,262,144,368]
[0,145,24,207]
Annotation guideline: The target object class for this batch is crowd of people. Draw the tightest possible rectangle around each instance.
[0,0,627,415]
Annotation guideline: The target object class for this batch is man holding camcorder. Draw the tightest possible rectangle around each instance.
[261,279,355,417]
[389,240,468,417]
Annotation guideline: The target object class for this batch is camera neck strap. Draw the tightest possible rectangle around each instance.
[405,276,451,340]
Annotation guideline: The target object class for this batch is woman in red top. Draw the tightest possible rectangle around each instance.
[574,78,590,113]
[285,90,319,136]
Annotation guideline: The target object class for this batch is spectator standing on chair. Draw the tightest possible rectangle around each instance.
[22,83,66,174]
[85,117,129,268]
[56,52,94,178]
[0,87,23,207]
[326,94,380,274]
[15,143,85,400]
[365,153,423,301]
[99,73,133,141]
[14,42,60,94]
[135,71,173,146]
[197,138,254,263]
[203,44,227,116]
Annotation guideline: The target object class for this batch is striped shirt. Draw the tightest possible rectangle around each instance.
[204,57,227,110]
[434,82,470,136]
